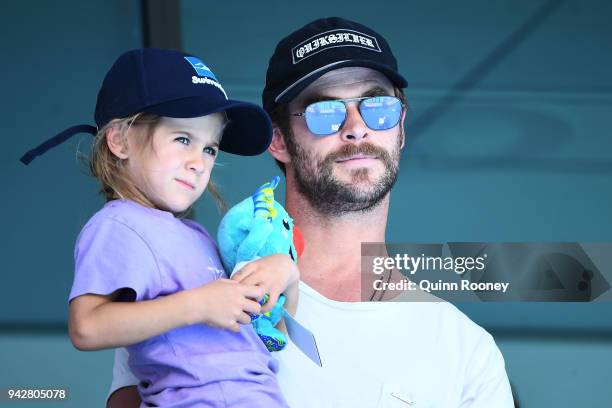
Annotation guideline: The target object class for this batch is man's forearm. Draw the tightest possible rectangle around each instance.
[107,386,140,408]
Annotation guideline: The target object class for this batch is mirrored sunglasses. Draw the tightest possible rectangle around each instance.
[291,96,404,136]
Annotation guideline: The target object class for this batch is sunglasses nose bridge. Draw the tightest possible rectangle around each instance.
[339,102,369,141]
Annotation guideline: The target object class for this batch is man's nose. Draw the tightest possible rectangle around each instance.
[339,104,368,142]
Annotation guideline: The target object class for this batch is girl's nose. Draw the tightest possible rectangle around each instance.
[187,152,205,174]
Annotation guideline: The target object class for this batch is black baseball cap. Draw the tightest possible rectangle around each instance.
[262,17,408,113]
[21,48,272,164]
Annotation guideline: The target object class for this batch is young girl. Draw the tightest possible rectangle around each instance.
[23,48,298,407]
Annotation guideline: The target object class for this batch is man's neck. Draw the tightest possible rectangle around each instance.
[286,186,390,302]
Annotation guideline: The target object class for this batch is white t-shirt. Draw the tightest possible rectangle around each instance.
[110,283,514,407]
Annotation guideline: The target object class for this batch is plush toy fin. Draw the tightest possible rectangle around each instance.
[253,176,280,220]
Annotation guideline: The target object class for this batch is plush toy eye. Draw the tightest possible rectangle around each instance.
[282,218,290,230]
[289,247,295,261]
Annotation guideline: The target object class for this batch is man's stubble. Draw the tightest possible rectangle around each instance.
[285,130,403,217]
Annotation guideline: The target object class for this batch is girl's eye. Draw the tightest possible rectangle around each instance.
[203,146,218,156]
[175,136,190,145]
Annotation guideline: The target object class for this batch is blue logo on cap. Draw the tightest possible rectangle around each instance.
[184,57,218,81]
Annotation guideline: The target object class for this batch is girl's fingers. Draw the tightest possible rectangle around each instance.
[237,312,252,325]
[231,266,254,282]
[261,291,280,313]
[227,322,241,333]
[239,273,265,287]
[243,299,262,315]
[242,284,265,300]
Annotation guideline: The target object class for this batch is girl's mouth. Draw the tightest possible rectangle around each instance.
[175,179,195,190]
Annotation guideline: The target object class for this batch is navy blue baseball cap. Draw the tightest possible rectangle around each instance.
[21,48,272,164]
[262,17,407,113]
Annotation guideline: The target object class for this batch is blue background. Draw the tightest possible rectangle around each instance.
[1,0,611,406]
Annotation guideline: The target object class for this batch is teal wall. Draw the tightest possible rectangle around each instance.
[2,1,611,407]
[2,0,142,324]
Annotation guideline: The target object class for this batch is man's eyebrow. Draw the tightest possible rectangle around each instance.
[361,86,393,98]
[300,86,393,107]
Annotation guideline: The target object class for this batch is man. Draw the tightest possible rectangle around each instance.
[108,17,514,407]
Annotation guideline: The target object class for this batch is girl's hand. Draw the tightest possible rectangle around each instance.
[187,279,264,332]
[231,254,300,313]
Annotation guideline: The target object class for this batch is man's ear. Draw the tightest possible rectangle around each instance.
[106,127,129,159]
[268,127,291,164]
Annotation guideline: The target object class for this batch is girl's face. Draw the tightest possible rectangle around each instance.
[126,114,224,214]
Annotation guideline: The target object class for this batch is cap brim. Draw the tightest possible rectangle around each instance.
[145,97,272,156]
[275,60,408,105]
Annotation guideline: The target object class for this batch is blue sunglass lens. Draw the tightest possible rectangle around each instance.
[304,101,346,136]
[359,96,402,130]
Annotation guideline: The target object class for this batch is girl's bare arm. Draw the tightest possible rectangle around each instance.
[69,279,264,350]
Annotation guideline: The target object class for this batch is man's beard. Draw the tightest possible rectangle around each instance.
[286,134,402,217]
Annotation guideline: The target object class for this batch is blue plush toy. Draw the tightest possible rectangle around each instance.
[217,176,302,351]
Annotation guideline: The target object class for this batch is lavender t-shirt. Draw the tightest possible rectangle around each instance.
[69,200,287,407]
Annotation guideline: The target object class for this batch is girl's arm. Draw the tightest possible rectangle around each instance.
[69,279,264,351]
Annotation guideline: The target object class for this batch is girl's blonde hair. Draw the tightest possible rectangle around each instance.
[89,112,226,217]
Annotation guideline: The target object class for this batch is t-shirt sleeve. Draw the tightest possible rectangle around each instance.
[459,331,515,408]
[108,347,139,400]
[69,217,161,302]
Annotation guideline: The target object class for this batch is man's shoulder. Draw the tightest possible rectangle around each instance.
[429,302,513,404]
[392,289,491,336]
[375,294,496,352]
[436,301,494,342]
